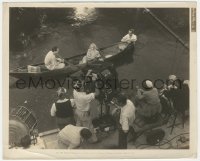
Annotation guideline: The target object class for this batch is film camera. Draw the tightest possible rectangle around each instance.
[82,63,120,131]
[83,62,119,102]
[72,62,121,131]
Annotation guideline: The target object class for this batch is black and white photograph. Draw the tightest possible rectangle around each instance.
[3,2,197,159]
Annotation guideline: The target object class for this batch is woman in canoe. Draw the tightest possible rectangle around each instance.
[80,43,103,64]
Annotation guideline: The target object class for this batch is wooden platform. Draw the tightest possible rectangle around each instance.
[36,114,189,149]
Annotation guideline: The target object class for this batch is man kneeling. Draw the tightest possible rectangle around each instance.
[58,124,92,149]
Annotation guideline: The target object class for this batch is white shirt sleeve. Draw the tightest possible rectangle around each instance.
[132,35,137,42]
[120,100,136,130]
[70,99,75,107]
[50,103,56,117]
[85,93,95,102]
[73,89,77,98]
[121,115,129,131]
[121,35,128,42]
[121,34,137,43]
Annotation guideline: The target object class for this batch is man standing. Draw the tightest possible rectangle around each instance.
[58,124,92,149]
[113,93,136,149]
[44,46,65,70]
[51,87,75,130]
[73,76,99,142]
[163,75,189,127]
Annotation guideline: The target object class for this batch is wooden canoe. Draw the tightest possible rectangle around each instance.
[9,42,134,79]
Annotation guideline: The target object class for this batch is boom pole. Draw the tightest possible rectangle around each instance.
[144,8,189,50]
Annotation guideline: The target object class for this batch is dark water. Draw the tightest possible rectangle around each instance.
[9,8,189,132]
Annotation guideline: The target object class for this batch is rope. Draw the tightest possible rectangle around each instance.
[144,8,189,50]
[170,39,179,74]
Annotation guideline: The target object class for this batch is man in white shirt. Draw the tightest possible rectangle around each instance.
[58,124,92,149]
[112,93,136,149]
[44,46,65,70]
[73,77,99,142]
[121,29,137,44]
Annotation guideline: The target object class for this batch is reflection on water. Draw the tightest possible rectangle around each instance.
[9,8,190,132]
[68,7,98,27]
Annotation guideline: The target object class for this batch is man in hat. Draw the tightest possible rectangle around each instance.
[51,87,75,130]
[135,80,162,124]
[112,93,136,149]
[44,46,65,70]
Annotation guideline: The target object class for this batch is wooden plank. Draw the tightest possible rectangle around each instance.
[39,129,59,137]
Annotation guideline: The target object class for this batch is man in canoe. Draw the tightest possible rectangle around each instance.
[44,46,65,70]
[119,29,137,50]
[80,43,104,64]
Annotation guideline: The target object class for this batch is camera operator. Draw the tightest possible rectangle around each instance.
[73,70,99,143]
[135,80,162,126]
[160,75,189,125]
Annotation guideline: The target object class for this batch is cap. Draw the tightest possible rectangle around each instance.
[169,75,177,81]
[57,87,67,96]
[143,80,153,89]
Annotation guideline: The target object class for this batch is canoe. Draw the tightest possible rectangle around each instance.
[9,42,134,79]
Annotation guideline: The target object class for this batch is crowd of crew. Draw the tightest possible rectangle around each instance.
[49,72,189,149]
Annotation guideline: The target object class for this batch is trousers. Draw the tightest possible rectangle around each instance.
[75,109,98,142]
[118,126,136,149]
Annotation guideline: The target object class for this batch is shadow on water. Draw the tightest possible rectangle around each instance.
[110,48,135,68]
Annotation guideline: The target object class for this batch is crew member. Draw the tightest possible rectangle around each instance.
[73,75,99,142]
[9,135,45,149]
[135,80,162,124]
[112,93,136,149]
[44,46,65,70]
[51,87,75,130]
[163,75,189,125]
[58,124,92,149]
